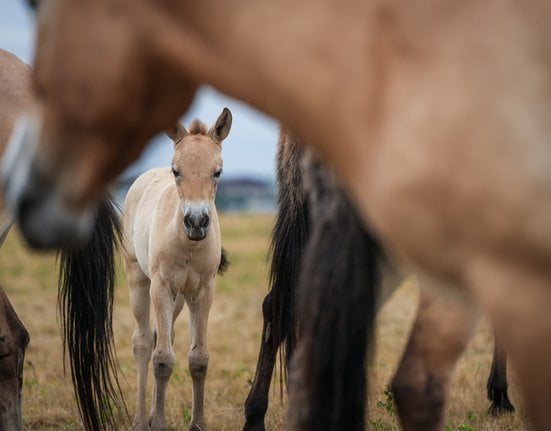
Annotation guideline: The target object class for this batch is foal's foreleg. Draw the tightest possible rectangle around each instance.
[391,277,478,431]
[150,278,177,431]
[127,262,153,431]
[187,283,214,431]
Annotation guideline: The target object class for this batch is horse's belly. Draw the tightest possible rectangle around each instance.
[365,113,551,284]
[362,52,551,282]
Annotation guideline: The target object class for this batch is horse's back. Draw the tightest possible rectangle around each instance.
[0,49,31,153]
[0,49,31,242]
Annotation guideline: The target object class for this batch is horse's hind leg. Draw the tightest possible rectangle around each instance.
[127,260,153,431]
[486,331,514,415]
[243,290,282,431]
[186,282,214,431]
[391,276,478,431]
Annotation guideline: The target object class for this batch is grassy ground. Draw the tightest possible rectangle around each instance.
[0,214,530,430]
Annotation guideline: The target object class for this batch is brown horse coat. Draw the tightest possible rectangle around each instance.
[4,2,551,429]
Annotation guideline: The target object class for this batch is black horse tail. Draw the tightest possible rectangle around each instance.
[289,154,383,431]
[57,197,125,430]
[270,130,310,387]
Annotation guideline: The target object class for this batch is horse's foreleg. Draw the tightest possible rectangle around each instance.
[150,278,177,431]
[187,284,214,431]
[468,259,551,431]
[486,330,514,415]
[127,261,153,431]
[0,286,29,431]
[391,276,478,431]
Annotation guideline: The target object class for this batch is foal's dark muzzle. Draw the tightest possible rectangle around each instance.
[183,207,210,241]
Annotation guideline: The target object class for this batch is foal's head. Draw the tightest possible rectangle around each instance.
[166,108,231,241]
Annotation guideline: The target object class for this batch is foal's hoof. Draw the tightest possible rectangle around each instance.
[190,421,207,431]
[149,416,167,431]
[131,422,151,431]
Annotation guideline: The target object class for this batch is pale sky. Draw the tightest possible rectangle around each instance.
[0,0,279,180]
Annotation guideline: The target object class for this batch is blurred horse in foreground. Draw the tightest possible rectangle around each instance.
[244,129,513,431]
[4,1,551,430]
[0,48,124,430]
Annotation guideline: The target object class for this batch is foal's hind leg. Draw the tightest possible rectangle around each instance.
[391,276,478,431]
[186,282,214,431]
[127,260,154,431]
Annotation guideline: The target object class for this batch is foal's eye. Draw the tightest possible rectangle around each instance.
[214,169,222,179]
[171,167,180,178]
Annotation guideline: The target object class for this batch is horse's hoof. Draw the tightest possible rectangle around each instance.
[488,390,515,416]
[243,422,266,431]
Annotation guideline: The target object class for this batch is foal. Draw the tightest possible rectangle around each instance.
[123,108,231,431]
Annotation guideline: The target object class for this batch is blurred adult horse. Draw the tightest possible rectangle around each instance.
[0,48,124,430]
[243,129,514,431]
[4,1,551,430]
[0,47,31,431]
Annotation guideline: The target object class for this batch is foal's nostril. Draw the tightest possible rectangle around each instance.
[199,214,210,229]
[184,213,193,230]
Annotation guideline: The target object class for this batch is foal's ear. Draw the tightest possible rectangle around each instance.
[165,123,188,145]
[209,108,232,144]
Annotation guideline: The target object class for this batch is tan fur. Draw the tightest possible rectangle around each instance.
[0,49,30,240]
[123,111,230,431]
[391,276,479,430]
[187,120,209,136]
[13,2,551,429]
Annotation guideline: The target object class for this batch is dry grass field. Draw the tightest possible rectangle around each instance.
[0,214,531,430]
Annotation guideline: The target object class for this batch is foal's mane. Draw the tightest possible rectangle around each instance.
[188,120,209,136]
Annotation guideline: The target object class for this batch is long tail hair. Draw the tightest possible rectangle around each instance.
[57,197,125,430]
[290,153,383,431]
[270,129,310,386]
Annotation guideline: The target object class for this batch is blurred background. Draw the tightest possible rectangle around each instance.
[0,0,279,213]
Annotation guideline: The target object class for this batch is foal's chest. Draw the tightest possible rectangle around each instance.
[162,252,214,298]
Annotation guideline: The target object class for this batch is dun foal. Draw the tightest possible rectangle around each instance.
[123,109,231,431]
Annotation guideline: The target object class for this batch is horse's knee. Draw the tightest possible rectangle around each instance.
[391,334,448,430]
[153,350,175,380]
[391,372,446,431]
[188,349,209,378]
[132,331,153,357]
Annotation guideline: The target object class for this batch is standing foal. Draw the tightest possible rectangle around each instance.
[123,108,231,431]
